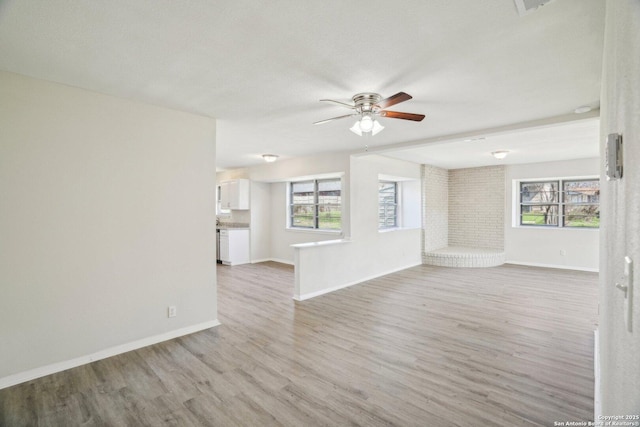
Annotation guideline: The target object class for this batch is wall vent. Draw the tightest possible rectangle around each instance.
[514,0,556,16]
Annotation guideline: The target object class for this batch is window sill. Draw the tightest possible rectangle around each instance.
[286,227,343,236]
[291,239,351,249]
[378,226,421,233]
[512,225,599,231]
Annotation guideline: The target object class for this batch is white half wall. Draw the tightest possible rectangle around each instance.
[293,155,422,299]
[268,182,341,264]
[0,71,218,385]
[504,158,600,271]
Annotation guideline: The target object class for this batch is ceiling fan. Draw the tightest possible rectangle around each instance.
[313,92,425,136]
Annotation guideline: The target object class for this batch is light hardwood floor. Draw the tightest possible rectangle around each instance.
[0,262,598,426]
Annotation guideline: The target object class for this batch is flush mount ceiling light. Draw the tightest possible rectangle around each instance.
[514,0,556,17]
[574,106,592,114]
[314,92,425,137]
[491,150,509,160]
[262,154,279,162]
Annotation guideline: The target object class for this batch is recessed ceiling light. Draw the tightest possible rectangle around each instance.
[574,106,592,114]
[491,150,509,160]
[262,154,279,162]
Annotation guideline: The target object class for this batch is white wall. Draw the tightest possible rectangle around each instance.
[504,158,599,271]
[0,71,218,385]
[399,179,421,229]
[294,155,422,299]
[598,0,640,414]
[249,181,271,262]
[249,153,351,189]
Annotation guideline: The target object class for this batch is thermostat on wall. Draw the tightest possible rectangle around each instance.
[605,133,623,181]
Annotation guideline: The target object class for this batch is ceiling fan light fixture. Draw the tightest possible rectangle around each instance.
[316,92,423,137]
[491,150,509,160]
[262,154,279,162]
[349,121,363,136]
[350,116,384,136]
[371,120,384,136]
[359,114,374,132]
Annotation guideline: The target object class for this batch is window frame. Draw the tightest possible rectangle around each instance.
[517,177,600,229]
[378,181,399,229]
[288,178,342,231]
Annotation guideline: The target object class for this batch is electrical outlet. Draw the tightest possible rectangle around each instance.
[168,306,177,318]
[560,249,566,256]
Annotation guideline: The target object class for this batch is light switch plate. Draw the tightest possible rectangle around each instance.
[605,133,623,181]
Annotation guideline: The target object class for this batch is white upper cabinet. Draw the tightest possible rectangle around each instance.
[219,179,250,210]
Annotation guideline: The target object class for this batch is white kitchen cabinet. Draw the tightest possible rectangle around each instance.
[219,179,250,210]
[219,228,250,266]
[219,182,230,210]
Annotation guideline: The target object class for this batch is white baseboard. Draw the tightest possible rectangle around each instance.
[594,329,601,420]
[505,261,599,273]
[252,258,294,266]
[0,319,220,390]
[294,262,422,301]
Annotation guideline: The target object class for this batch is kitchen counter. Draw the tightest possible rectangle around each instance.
[216,222,250,230]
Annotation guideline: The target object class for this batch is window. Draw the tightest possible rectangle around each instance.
[520,181,559,226]
[519,178,600,228]
[289,179,341,230]
[378,181,398,229]
[216,185,230,216]
[562,179,600,227]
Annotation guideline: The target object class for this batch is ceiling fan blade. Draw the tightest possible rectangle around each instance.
[376,92,412,109]
[313,114,356,125]
[320,99,356,109]
[379,110,425,122]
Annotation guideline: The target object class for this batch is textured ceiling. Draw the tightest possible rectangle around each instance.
[0,0,605,169]
[383,117,600,169]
